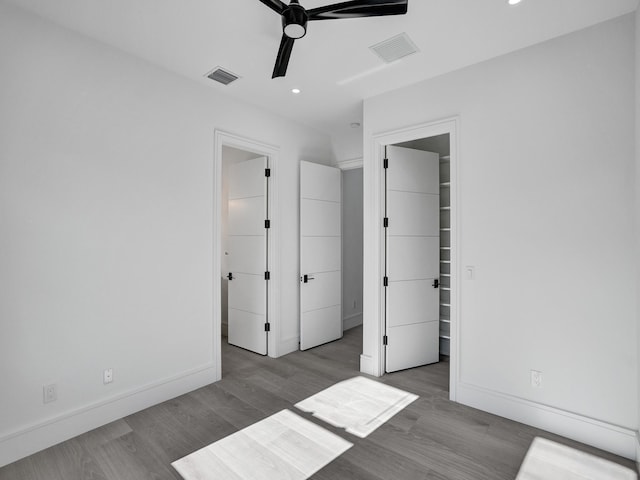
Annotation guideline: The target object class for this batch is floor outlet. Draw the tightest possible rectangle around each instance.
[103,368,113,384]
[43,384,57,403]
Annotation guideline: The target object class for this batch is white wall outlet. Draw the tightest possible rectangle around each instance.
[43,383,57,403]
[530,370,543,388]
[103,368,113,384]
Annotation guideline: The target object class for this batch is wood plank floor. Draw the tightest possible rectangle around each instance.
[1,326,636,479]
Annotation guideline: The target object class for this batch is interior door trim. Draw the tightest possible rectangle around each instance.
[361,116,459,403]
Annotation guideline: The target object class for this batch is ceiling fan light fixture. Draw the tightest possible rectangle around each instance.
[284,23,306,39]
[282,2,308,39]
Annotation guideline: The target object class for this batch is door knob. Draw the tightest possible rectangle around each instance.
[432,278,439,288]
[302,274,315,283]
[228,272,234,281]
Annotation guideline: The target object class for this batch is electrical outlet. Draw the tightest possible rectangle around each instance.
[103,368,113,384]
[530,370,542,388]
[43,384,57,403]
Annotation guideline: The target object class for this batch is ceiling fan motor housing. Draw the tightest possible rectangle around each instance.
[282,2,308,39]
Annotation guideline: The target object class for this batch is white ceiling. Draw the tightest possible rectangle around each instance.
[6,0,638,159]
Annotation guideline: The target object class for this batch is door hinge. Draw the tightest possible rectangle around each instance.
[383,335,388,346]
[432,278,439,288]
[383,158,389,169]
[265,322,271,332]
[265,271,271,280]
[265,219,271,229]
[383,276,388,287]
[265,168,271,177]
[383,217,389,228]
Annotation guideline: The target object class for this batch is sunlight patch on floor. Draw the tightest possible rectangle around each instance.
[172,409,352,480]
[295,376,419,438]
[516,437,637,480]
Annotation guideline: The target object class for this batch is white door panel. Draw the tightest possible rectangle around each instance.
[228,309,267,355]
[301,305,343,350]
[387,191,439,236]
[228,236,266,275]
[227,156,268,355]
[301,161,341,202]
[301,199,341,237]
[387,280,439,327]
[301,237,341,273]
[302,271,341,313]
[387,146,440,194]
[229,160,268,200]
[300,161,342,351]
[228,197,266,236]
[228,273,266,315]
[387,236,439,280]
[385,147,440,373]
[386,322,440,372]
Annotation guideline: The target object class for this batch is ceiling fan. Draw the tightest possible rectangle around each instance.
[258,0,409,78]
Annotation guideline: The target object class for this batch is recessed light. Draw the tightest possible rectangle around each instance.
[507,0,522,5]
[291,88,301,94]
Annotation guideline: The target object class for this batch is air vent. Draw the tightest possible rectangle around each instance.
[370,33,419,63]
[205,67,240,85]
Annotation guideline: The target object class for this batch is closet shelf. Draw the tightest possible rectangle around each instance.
[440,228,451,232]
[440,206,451,211]
[440,303,451,307]
[439,335,451,340]
[439,273,451,277]
[441,287,451,291]
[440,260,451,264]
[440,319,451,324]
[440,247,451,250]
[440,182,451,187]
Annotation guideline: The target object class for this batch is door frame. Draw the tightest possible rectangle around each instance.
[361,117,459,402]
[213,130,281,380]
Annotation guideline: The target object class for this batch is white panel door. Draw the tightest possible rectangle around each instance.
[385,146,440,372]
[300,161,342,350]
[228,157,268,355]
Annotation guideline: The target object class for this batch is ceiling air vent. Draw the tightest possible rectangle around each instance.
[205,67,240,85]
[370,33,419,64]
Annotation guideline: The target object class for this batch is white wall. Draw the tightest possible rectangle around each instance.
[342,168,363,330]
[363,14,637,457]
[636,6,640,464]
[0,3,333,466]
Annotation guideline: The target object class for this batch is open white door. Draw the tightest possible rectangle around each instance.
[300,161,342,350]
[227,157,269,355]
[385,146,440,372]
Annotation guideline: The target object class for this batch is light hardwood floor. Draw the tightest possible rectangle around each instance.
[1,326,636,479]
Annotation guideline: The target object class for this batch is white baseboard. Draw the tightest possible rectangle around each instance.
[457,382,637,460]
[360,354,381,377]
[0,363,217,468]
[636,432,640,471]
[274,336,299,358]
[343,313,363,331]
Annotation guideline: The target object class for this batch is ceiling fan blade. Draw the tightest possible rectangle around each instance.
[258,0,287,14]
[272,34,296,78]
[308,0,407,20]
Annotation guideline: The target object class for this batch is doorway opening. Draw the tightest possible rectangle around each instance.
[363,117,458,401]
[381,135,451,393]
[213,130,281,381]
